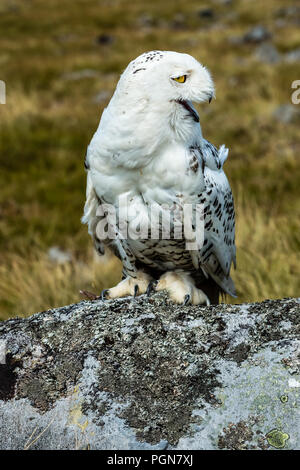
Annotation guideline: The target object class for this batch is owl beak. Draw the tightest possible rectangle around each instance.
[207,91,215,103]
[176,99,199,123]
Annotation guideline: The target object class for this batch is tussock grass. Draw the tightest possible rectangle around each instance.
[0,0,299,319]
[0,248,122,319]
[233,198,300,303]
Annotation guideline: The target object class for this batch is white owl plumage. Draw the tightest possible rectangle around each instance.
[82,51,236,305]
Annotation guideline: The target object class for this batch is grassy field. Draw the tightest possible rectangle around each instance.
[0,0,299,319]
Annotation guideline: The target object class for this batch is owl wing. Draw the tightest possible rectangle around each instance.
[190,141,237,297]
[81,170,106,256]
[82,168,138,277]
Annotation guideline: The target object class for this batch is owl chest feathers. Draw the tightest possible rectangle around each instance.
[90,141,205,211]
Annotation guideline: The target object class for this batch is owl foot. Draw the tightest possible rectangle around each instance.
[100,271,153,300]
[155,271,210,306]
[101,289,109,301]
[146,280,158,297]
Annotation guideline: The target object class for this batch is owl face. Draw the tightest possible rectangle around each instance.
[119,50,215,110]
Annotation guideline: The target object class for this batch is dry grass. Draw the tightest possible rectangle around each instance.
[0,248,122,319]
[0,0,299,319]
[233,197,300,303]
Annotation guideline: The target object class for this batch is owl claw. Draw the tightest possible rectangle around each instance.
[183,294,191,305]
[133,284,139,298]
[146,280,157,297]
[101,289,109,301]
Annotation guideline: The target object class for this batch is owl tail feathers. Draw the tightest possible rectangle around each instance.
[208,270,237,298]
[219,275,237,298]
[223,275,237,298]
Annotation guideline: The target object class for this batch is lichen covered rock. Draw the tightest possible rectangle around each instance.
[0,294,299,450]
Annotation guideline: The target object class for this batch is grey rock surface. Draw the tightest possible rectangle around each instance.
[48,246,73,264]
[255,43,281,64]
[273,104,300,124]
[229,26,271,46]
[0,294,299,450]
[284,48,300,63]
[243,26,272,44]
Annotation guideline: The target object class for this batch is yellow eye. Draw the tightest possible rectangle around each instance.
[172,75,187,83]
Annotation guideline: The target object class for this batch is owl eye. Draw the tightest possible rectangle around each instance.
[172,75,187,83]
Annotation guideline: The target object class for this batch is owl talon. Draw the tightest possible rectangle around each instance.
[146,280,157,297]
[134,284,139,297]
[101,289,109,301]
[183,294,191,305]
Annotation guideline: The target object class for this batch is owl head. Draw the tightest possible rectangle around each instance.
[115,51,215,121]
[92,51,215,166]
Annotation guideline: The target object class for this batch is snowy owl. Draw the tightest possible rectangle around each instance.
[82,51,236,305]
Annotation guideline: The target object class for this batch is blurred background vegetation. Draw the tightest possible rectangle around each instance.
[0,0,299,319]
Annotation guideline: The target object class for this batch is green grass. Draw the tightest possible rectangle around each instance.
[0,0,299,319]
